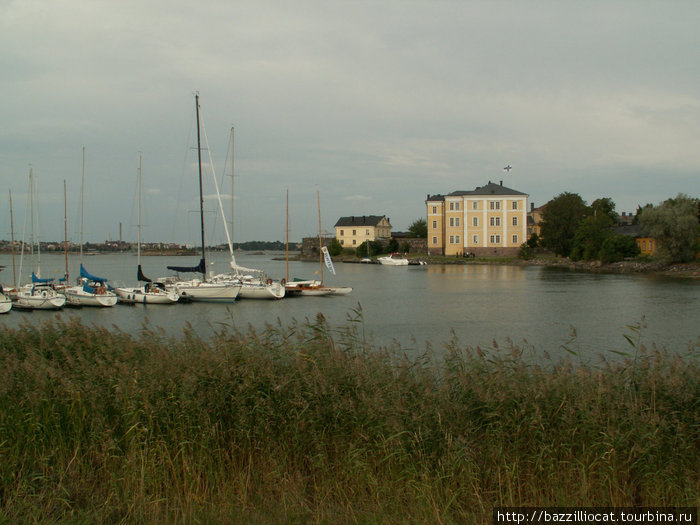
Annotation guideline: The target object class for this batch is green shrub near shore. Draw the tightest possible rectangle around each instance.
[0,313,698,523]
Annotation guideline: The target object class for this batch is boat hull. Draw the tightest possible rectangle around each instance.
[64,287,118,307]
[0,294,12,314]
[378,256,409,266]
[13,288,66,310]
[175,281,241,302]
[115,287,180,304]
[238,282,285,299]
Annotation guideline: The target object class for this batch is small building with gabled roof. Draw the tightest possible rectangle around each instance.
[334,215,392,248]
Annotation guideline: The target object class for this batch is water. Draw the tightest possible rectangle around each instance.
[1,252,698,361]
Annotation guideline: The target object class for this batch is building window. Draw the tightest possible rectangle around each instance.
[340,240,344,245]
[432,206,437,214]
[432,220,437,229]
[449,202,454,211]
[449,218,454,227]
[473,235,478,244]
[473,201,478,210]
[490,217,501,226]
[455,202,460,210]
[432,236,438,245]
[512,217,518,226]
[449,235,455,244]
[352,240,356,245]
[490,235,501,244]
[366,229,370,236]
[352,229,356,235]
[490,201,501,210]
[512,201,518,210]
[340,229,344,236]
[512,235,518,244]
[455,235,461,244]
[473,217,478,227]
[455,217,460,227]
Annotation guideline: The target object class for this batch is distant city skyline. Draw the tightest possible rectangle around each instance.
[2,1,698,245]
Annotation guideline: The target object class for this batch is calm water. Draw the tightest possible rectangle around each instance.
[1,252,698,361]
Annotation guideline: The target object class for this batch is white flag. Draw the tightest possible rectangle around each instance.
[321,246,336,275]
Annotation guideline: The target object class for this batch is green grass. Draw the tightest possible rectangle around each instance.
[0,311,698,523]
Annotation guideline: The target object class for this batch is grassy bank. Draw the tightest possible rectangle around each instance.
[0,314,698,523]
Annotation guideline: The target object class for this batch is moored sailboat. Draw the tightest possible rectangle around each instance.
[163,93,240,302]
[115,155,179,304]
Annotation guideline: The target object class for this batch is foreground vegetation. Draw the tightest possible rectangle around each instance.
[0,314,698,523]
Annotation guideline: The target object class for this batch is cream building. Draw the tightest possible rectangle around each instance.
[426,181,528,256]
[334,215,392,248]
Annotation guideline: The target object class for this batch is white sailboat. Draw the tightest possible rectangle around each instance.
[1,190,16,313]
[115,155,179,304]
[285,191,352,297]
[13,168,66,310]
[62,148,117,307]
[163,93,240,302]
[209,127,285,299]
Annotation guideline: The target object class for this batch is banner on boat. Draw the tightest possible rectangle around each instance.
[321,246,336,275]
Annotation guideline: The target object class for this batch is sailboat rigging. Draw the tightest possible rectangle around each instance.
[162,93,241,302]
[114,155,179,304]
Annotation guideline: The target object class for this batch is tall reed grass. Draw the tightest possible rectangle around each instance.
[0,310,698,523]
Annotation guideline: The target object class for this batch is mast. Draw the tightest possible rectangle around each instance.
[286,189,289,282]
[63,180,69,282]
[9,190,16,288]
[195,93,206,278]
[137,154,142,268]
[80,146,85,260]
[230,126,234,248]
[317,190,323,285]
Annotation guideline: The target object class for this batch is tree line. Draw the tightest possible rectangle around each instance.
[536,193,699,263]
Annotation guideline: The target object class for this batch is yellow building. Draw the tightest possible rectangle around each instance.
[334,215,392,248]
[426,181,528,256]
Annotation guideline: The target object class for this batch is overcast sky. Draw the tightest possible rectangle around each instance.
[2,1,699,246]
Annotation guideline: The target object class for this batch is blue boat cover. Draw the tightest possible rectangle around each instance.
[167,258,206,275]
[31,272,54,283]
[80,264,107,283]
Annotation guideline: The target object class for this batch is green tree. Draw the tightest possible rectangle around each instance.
[355,240,382,257]
[570,213,614,261]
[639,193,700,263]
[590,197,619,223]
[540,192,589,257]
[328,238,343,256]
[527,233,539,248]
[407,218,427,238]
[387,238,399,253]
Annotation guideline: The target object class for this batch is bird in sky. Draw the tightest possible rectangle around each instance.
[504,165,512,172]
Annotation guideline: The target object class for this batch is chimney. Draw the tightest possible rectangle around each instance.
[500,180,503,186]
[530,202,534,212]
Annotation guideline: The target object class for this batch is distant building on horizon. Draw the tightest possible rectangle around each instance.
[426,180,528,256]
[334,215,392,248]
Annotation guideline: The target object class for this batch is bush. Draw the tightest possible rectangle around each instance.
[599,235,640,263]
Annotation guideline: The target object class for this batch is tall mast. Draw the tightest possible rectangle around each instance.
[230,126,235,248]
[137,154,142,267]
[64,180,69,282]
[80,146,85,260]
[317,190,323,285]
[9,190,16,288]
[286,189,289,283]
[195,93,206,278]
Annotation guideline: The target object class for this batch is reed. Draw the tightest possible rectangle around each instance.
[0,310,698,523]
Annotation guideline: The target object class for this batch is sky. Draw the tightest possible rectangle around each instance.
[2,0,699,245]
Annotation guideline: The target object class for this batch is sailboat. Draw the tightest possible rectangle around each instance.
[62,148,117,307]
[114,155,179,304]
[0,191,16,313]
[284,191,352,296]
[13,168,66,310]
[162,93,241,302]
[209,127,285,299]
